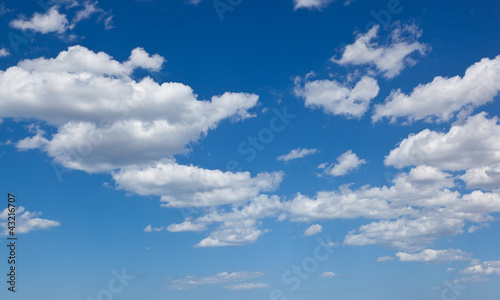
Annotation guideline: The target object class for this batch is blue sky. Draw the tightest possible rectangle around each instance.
[1,0,500,299]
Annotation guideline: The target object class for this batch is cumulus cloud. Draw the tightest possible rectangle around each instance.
[460,260,500,277]
[304,224,323,236]
[293,0,334,10]
[168,271,265,290]
[277,148,318,162]
[0,46,282,247]
[385,113,500,191]
[373,55,500,123]
[0,48,10,57]
[1,46,258,172]
[10,7,69,34]
[461,164,500,191]
[113,162,283,207]
[344,212,465,251]
[333,24,429,78]
[295,76,379,118]
[396,249,472,263]
[159,163,500,248]
[320,150,366,177]
[0,207,60,235]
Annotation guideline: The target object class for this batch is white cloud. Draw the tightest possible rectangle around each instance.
[293,0,334,10]
[385,113,500,191]
[376,256,394,262]
[168,271,264,290]
[166,221,207,232]
[461,164,500,191]
[72,1,104,24]
[277,148,318,162]
[224,282,269,291]
[143,224,170,232]
[0,207,60,235]
[10,7,69,34]
[1,46,258,173]
[460,260,500,276]
[468,223,490,233]
[373,55,500,123]
[319,271,337,278]
[0,48,10,57]
[156,164,500,248]
[196,227,265,248]
[295,76,379,118]
[333,24,428,78]
[396,249,472,263]
[147,195,283,247]
[113,162,283,207]
[344,212,465,251]
[304,224,323,236]
[322,150,366,177]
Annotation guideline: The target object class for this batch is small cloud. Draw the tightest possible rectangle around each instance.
[143,224,152,232]
[377,256,394,263]
[321,150,366,177]
[304,224,322,236]
[10,7,69,34]
[0,48,10,57]
[278,148,319,162]
[319,272,337,278]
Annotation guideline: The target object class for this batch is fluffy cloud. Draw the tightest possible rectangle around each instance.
[277,148,318,162]
[374,55,500,123]
[10,7,69,34]
[162,163,500,248]
[113,162,283,207]
[396,249,472,263]
[0,207,60,235]
[196,227,264,248]
[333,24,428,78]
[293,0,334,10]
[460,260,500,276]
[304,224,323,236]
[320,150,366,177]
[460,164,500,191]
[295,76,379,118]
[168,271,265,290]
[385,113,500,191]
[1,46,258,172]
[287,166,452,222]
[193,195,284,247]
[0,48,10,57]
[344,212,465,251]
